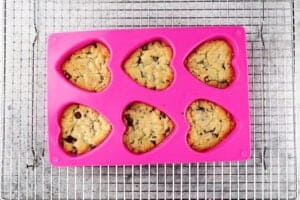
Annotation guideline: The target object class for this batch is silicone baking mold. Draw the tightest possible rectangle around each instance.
[47,26,250,166]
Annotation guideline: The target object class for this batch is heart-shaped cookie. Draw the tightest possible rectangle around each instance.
[62,42,111,92]
[123,102,174,154]
[123,40,174,90]
[186,99,235,151]
[60,104,111,155]
[185,39,234,88]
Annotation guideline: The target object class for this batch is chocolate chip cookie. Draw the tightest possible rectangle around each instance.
[62,42,111,92]
[186,99,235,151]
[123,102,174,154]
[123,40,174,90]
[185,39,234,88]
[60,104,112,155]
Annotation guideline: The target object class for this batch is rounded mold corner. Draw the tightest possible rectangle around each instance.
[50,155,60,165]
[121,36,177,92]
[55,38,113,93]
[121,100,176,155]
[240,149,251,160]
[183,98,238,153]
[182,35,240,90]
[234,26,246,37]
[48,33,57,44]
[56,102,114,159]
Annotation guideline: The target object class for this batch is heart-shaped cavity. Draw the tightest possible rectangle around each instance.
[60,104,112,155]
[186,99,235,151]
[185,39,234,88]
[62,42,111,92]
[123,102,174,154]
[123,40,174,90]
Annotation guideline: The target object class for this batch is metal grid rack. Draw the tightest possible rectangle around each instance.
[0,0,297,199]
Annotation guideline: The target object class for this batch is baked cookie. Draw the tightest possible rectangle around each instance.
[62,42,111,92]
[60,104,111,155]
[186,99,235,151]
[123,40,173,90]
[123,102,174,154]
[185,39,234,88]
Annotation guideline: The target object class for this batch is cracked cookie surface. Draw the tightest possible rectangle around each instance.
[123,41,173,90]
[186,99,235,151]
[123,102,174,154]
[185,40,234,88]
[60,104,111,155]
[62,42,111,92]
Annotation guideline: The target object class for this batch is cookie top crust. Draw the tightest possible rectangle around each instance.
[123,40,174,90]
[123,102,174,154]
[62,42,111,92]
[186,99,235,151]
[185,39,234,88]
[60,104,112,155]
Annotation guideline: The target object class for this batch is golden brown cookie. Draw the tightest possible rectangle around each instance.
[123,40,173,90]
[185,40,234,88]
[62,42,111,92]
[123,102,174,154]
[60,104,111,155]
[186,99,235,151]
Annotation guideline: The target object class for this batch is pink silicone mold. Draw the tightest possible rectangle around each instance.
[47,26,251,167]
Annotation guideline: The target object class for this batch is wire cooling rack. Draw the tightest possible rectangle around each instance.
[0,0,297,199]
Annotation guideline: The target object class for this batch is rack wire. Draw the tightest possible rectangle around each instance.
[0,0,297,199]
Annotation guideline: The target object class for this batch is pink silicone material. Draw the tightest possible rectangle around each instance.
[47,27,251,167]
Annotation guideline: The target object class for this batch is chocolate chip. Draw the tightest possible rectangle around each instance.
[151,56,159,62]
[92,43,98,48]
[212,133,219,138]
[196,106,205,111]
[124,114,134,126]
[74,111,82,119]
[222,63,226,70]
[219,80,228,84]
[197,60,204,65]
[203,128,216,134]
[141,45,148,50]
[99,75,104,83]
[137,56,142,65]
[164,127,170,134]
[150,140,156,145]
[63,71,72,79]
[89,144,96,149]
[159,112,166,119]
[64,135,77,143]
[204,76,210,83]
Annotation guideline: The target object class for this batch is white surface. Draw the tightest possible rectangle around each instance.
[295,0,300,198]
